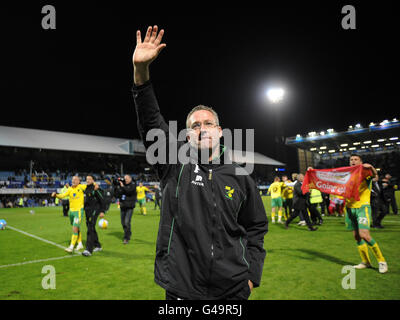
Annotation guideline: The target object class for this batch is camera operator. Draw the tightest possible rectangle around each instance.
[114,174,137,244]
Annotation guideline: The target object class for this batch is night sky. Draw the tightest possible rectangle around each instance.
[1,2,398,171]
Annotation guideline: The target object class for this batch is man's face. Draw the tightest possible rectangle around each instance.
[124,175,132,184]
[297,174,304,182]
[385,174,392,180]
[282,176,288,182]
[71,176,80,187]
[187,110,222,151]
[350,156,362,166]
[139,182,143,187]
[86,176,94,185]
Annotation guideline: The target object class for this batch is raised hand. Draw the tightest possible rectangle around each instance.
[133,25,166,68]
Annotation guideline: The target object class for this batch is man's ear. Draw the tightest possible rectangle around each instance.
[218,126,223,139]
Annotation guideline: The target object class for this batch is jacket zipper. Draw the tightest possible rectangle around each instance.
[208,169,217,294]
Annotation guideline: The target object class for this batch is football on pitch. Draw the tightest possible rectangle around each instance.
[98,218,108,229]
[0,219,7,230]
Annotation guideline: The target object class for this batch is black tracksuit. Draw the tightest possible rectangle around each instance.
[103,186,114,212]
[382,178,398,215]
[285,181,314,228]
[114,182,137,241]
[133,81,268,300]
[84,184,106,253]
[154,188,162,209]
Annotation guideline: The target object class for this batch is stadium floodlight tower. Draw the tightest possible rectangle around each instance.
[266,86,286,164]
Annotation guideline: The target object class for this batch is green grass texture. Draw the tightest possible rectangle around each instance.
[1,192,399,300]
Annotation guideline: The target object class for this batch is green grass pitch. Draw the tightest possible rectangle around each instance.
[1,193,399,300]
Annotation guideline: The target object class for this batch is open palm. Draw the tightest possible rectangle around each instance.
[133,25,166,66]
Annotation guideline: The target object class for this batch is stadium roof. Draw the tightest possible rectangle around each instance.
[0,125,146,155]
[285,119,400,156]
[0,126,285,166]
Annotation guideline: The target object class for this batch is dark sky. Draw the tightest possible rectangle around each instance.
[1,2,398,169]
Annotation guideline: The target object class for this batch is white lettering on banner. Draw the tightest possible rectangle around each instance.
[316,181,346,194]
[316,171,351,184]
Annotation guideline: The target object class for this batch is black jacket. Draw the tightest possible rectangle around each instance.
[103,186,114,211]
[84,184,106,213]
[293,181,308,210]
[133,81,268,299]
[371,181,385,205]
[381,178,396,201]
[114,182,137,209]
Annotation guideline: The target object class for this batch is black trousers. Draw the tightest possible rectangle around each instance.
[320,198,330,215]
[286,208,313,228]
[62,200,69,216]
[85,209,101,253]
[120,207,133,241]
[154,197,161,209]
[388,195,398,214]
[283,198,293,218]
[166,284,251,300]
[309,204,323,224]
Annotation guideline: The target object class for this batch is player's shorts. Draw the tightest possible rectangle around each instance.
[345,205,371,231]
[271,197,283,208]
[69,209,83,228]
[137,198,146,206]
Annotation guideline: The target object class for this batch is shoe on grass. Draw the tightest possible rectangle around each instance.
[379,262,388,274]
[65,245,74,253]
[353,262,372,269]
[82,250,92,257]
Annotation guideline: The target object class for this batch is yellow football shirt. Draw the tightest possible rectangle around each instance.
[268,182,285,199]
[136,186,150,200]
[56,184,87,211]
[346,176,372,208]
[282,181,294,199]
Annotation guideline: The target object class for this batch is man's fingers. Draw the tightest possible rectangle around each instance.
[156,43,167,54]
[154,29,165,46]
[136,30,142,44]
[150,25,158,43]
[144,26,152,42]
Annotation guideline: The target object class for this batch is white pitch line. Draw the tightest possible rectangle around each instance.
[6,225,68,250]
[0,254,81,269]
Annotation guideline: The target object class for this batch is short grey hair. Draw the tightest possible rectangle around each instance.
[186,105,220,129]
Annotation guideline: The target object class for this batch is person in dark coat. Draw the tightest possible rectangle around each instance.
[284,173,317,231]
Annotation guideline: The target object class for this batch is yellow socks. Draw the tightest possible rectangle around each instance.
[366,239,386,263]
[77,231,82,244]
[357,240,371,265]
[71,233,78,247]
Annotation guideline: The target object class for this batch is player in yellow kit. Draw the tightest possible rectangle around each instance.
[52,175,87,253]
[346,155,388,273]
[267,177,286,224]
[281,175,294,220]
[136,182,150,215]
[308,154,388,274]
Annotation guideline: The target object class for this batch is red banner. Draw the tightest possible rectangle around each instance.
[302,165,370,201]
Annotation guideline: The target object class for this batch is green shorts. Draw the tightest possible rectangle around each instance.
[271,197,283,208]
[138,198,146,206]
[345,205,371,231]
[69,209,83,228]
